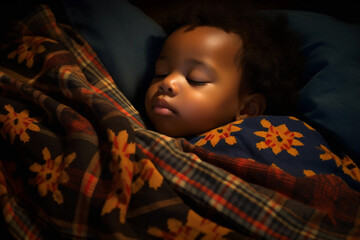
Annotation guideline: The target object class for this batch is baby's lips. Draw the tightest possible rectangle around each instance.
[152,97,177,115]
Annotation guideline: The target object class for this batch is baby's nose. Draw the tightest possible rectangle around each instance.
[158,74,179,96]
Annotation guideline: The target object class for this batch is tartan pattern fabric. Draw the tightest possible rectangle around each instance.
[0,5,359,239]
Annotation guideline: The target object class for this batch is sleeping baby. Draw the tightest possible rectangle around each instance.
[144,6,304,137]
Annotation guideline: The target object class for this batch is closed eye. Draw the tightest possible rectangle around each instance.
[186,78,208,86]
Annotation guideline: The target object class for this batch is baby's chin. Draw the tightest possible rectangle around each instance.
[154,124,187,138]
[153,122,213,138]
[149,113,235,138]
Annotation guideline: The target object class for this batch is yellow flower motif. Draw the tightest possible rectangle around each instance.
[195,120,243,147]
[7,36,56,68]
[319,145,360,182]
[101,129,136,224]
[303,122,315,131]
[303,169,317,177]
[132,158,163,194]
[29,148,75,204]
[148,210,232,239]
[270,163,282,171]
[254,119,304,156]
[289,116,315,131]
[0,104,40,144]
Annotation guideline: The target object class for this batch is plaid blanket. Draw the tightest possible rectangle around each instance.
[0,5,359,239]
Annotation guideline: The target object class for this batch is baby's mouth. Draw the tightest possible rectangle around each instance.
[152,98,177,116]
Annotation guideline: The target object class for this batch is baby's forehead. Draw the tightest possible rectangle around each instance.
[171,25,242,42]
[157,26,243,78]
[164,25,243,57]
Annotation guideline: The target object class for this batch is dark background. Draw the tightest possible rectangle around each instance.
[1,0,359,35]
[130,0,360,25]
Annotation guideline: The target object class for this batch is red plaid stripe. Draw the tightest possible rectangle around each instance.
[183,141,360,225]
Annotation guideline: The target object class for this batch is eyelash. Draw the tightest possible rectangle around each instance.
[186,78,207,86]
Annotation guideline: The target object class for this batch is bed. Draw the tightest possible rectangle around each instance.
[0,1,360,239]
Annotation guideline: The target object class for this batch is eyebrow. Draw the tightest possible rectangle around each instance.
[187,59,217,78]
[156,56,218,79]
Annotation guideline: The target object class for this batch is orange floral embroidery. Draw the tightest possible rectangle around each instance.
[7,36,56,68]
[270,163,282,171]
[29,148,75,204]
[101,129,136,223]
[0,104,40,144]
[319,145,360,182]
[195,120,243,147]
[303,169,317,177]
[132,158,163,194]
[289,116,315,131]
[148,210,232,239]
[254,119,303,156]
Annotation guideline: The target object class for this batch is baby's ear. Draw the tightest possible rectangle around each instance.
[236,93,266,120]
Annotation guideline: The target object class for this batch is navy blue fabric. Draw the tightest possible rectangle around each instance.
[188,116,360,192]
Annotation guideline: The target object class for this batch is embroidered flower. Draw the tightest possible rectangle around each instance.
[0,104,40,144]
[270,163,282,171]
[195,120,243,147]
[29,148,75,204]
[319,145,360,182]
[303,169,317,177]
[148,210,232,239]
[289,116,315,131]
[101,129,136,224]
[7,36,56,68]
[254,119,303,156]
[132,158,163,194]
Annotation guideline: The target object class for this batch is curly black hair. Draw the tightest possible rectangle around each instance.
[160,0,305,116]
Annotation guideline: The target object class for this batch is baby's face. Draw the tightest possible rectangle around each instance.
[145,26,248,137]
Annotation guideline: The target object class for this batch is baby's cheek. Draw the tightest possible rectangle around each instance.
[182,99,218,125]
[181,94,209,116]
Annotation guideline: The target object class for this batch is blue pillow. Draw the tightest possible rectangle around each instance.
[62,0,166,106]
[281,11,360,161]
